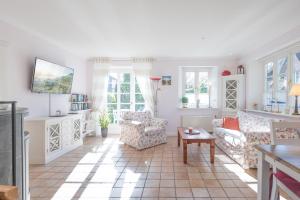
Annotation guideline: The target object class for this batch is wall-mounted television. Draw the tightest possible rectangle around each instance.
[31,58,74,94]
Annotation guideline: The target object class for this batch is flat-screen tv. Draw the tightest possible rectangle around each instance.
[31,58,74,94]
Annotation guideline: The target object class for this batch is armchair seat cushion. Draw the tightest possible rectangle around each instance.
[145,126,163,136]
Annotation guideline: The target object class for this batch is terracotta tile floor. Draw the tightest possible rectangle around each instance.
[29,136,288,200]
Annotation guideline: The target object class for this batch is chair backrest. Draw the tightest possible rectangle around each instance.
[270,121,300,145]
[120,111,152,126]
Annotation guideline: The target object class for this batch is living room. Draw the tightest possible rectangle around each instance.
[0,1,299,200]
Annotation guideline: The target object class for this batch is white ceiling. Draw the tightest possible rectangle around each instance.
[0,0,300,59]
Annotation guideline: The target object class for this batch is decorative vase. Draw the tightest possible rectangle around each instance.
[222,70,231,76]
[101,128,108,137]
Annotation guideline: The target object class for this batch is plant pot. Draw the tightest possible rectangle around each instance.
[101,128,108,137]
[182,103,188,108]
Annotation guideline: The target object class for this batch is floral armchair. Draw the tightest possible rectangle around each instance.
[119,111,168,150]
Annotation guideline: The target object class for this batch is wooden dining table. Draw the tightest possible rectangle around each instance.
[255,144,300,200]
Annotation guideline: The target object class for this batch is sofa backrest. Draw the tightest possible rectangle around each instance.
[120,111,152,126]
[237,111,271,132]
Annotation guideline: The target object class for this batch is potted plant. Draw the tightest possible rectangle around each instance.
[98,110,110,137]
[181,96,189,108]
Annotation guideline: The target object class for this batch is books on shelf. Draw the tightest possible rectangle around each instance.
[70,93,90,111]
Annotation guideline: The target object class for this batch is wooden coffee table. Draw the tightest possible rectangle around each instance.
[177,127,216,164]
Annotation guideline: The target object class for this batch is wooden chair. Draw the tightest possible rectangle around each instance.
[270,121,300,200]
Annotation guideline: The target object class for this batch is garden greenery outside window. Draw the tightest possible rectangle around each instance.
[179,66,218,109]
[263,49,300,113]
[106,71,145,124]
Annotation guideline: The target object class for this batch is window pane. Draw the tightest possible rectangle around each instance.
[135,94,145,103]
[277,57,288,112]
[198,72,209,107]
[184,72,195,107]
[120,94,130,103]
[264,62,274,107]
[120,83,130,93]
[135,104,145,111]
[107,83,117,93]
[120,104,130,110]
[277,57,288,91]
[120,73,130,83]
[107,93,117,103]
[198,72,208,93]
[294,52,300,83]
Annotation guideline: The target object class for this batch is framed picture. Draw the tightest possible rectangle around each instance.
[162,75,171,86]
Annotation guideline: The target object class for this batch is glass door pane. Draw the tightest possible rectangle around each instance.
[120,73,131,112]
[107,73,118,123]
[276,57,288,112]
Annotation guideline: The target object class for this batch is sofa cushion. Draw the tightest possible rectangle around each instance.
[223,117,240,131]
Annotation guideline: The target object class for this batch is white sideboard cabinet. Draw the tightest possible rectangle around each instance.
[25,114,83,164]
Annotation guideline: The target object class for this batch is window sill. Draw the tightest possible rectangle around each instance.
[177,107,218,111]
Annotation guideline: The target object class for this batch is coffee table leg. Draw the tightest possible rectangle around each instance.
[177,130,180,147]
[183,140,187,164]
[210,141,215,164]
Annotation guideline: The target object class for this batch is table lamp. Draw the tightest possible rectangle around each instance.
[289,84,300,115]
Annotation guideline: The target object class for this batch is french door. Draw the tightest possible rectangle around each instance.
[106,71,145,125]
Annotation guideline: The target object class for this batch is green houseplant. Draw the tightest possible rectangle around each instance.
[181,96,189,108]
[98,110,110,137]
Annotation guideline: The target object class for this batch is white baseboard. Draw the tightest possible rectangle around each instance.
[166,131,177,136]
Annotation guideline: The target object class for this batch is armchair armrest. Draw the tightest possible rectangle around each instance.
[150,118,168,129]
[212,119,223,128]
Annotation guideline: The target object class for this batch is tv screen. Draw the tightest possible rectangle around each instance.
[31,58,74,94]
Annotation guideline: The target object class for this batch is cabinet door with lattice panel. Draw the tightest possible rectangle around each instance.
[225,80,238,110]
[73,119,81,142]
[47,122,61,153]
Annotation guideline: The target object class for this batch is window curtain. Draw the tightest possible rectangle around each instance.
[91,58,111,112]
[132,58,155,115]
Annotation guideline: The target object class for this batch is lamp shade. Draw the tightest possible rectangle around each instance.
[289,84,300,96]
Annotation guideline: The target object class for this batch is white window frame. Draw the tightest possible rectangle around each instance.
[262,43,300,113]
[180,66,215,109]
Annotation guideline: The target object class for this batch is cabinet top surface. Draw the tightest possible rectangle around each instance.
[25,113,82,121]
[0,107,28,116]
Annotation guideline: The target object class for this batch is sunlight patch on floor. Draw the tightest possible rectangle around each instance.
[51,183,81,200]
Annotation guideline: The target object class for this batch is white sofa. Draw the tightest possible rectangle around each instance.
[213,111,299,169]
[119,111,168,150]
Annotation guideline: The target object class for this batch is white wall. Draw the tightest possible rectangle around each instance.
[244,61,264,110]
[0,20,88,117]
